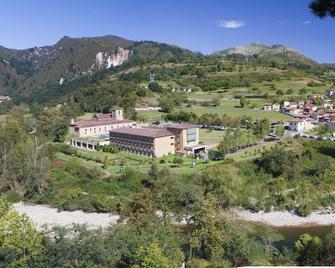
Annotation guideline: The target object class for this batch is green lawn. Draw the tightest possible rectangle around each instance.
[227,141,278,161]
[199,128,224,144]
[55,146,227,176]
[177,105,292,122]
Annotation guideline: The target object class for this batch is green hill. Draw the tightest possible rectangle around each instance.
[213,43,318,66]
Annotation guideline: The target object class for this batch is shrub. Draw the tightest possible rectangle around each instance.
[172,157,183,166]
[296,203,311,217]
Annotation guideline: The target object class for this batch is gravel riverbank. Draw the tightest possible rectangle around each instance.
[13,202,119,230]
[13,203,335,230]
[234,209,335,227]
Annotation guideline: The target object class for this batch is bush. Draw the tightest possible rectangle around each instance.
[296,203,311,217]
[172,157,183,166]
[101,145,120,153]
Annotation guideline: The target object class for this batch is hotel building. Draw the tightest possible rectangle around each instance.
[110,124,206,157]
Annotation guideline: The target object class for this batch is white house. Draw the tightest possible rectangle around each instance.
[288,118,313,132]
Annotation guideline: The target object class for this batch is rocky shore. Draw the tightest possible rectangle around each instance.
[234,208,335,227]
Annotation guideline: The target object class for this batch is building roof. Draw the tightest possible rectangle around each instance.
[110,127,174,138]
[166,123,198,130]
[71,119,132,128]
[289,118,312,123]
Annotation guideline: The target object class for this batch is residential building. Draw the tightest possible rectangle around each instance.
[272,103,280,111]
[69,109,136,138]
[288,118,313,132]
[263,103,280,112]
[281,107,303,116]
[263,104,272,111]
[109,124,205,157]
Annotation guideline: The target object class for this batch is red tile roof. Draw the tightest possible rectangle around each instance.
[71,119,132,128]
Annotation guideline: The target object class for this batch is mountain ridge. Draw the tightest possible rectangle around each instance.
[0,35,330,98]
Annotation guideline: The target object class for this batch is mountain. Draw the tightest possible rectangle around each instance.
[212,43,318,66]
[0,35,196,96]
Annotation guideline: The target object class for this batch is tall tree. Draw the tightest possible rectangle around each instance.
[310,0,335,18]
[0,199,44,267]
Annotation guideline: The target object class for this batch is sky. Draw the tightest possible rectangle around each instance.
[0,0,334,63]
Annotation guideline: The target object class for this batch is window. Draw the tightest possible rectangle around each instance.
[187,128,197,142]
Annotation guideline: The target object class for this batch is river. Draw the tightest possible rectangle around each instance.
[250,222,334,248]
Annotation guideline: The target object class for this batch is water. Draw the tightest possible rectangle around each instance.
[276,224,335,248]
[250,222,335,248]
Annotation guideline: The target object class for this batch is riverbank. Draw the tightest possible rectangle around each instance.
[234,208,335,227]
[13,203,335,230]
[13,202,119,230]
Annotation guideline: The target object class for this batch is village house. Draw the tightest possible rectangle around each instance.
[263,104,272,111]
[288,118,314,132]
[109,124,206,157]
[69,109,136,139]
[281,107,303,116]
[272,103,280,111]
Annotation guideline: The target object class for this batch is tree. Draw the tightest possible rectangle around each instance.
[197,165,241,208]
[295,233,323,265]
[38,108,69,142]
[310,0,335,18]
[102,155,109,169]
[276,89,284,96]
[159,97,174,113]
[254,118,270,139]
[240,96,248,108]
[148,82,163,92]
[133,241,170,268]
[0,200,44,267]
[186,194,226,261]
[275,124,285,137]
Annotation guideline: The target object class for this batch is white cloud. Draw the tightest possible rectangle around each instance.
[302,20,311,24]
[217,20,245,29]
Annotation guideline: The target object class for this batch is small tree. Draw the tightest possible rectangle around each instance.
[275,124,285,137]
[240,96,248,108]
[103,155,109,169]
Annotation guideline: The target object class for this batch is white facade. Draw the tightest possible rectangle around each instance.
[289,119,313,132]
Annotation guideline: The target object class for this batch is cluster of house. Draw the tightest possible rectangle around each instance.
[69,109,206,157]
[0,95,11,103]
[263,89,335,132]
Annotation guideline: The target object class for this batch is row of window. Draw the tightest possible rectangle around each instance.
[83,124,131,134]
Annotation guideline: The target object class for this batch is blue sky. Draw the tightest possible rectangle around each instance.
[1,0,334,62]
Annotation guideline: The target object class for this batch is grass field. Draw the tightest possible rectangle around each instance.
[199,128,224,144]
[137,99,292,123]
[226,141,278,161]
[179,106,291,122]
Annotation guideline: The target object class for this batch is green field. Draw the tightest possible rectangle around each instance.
[179,105,291,122]
[137,99,292,123]
[199,128,224,144]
